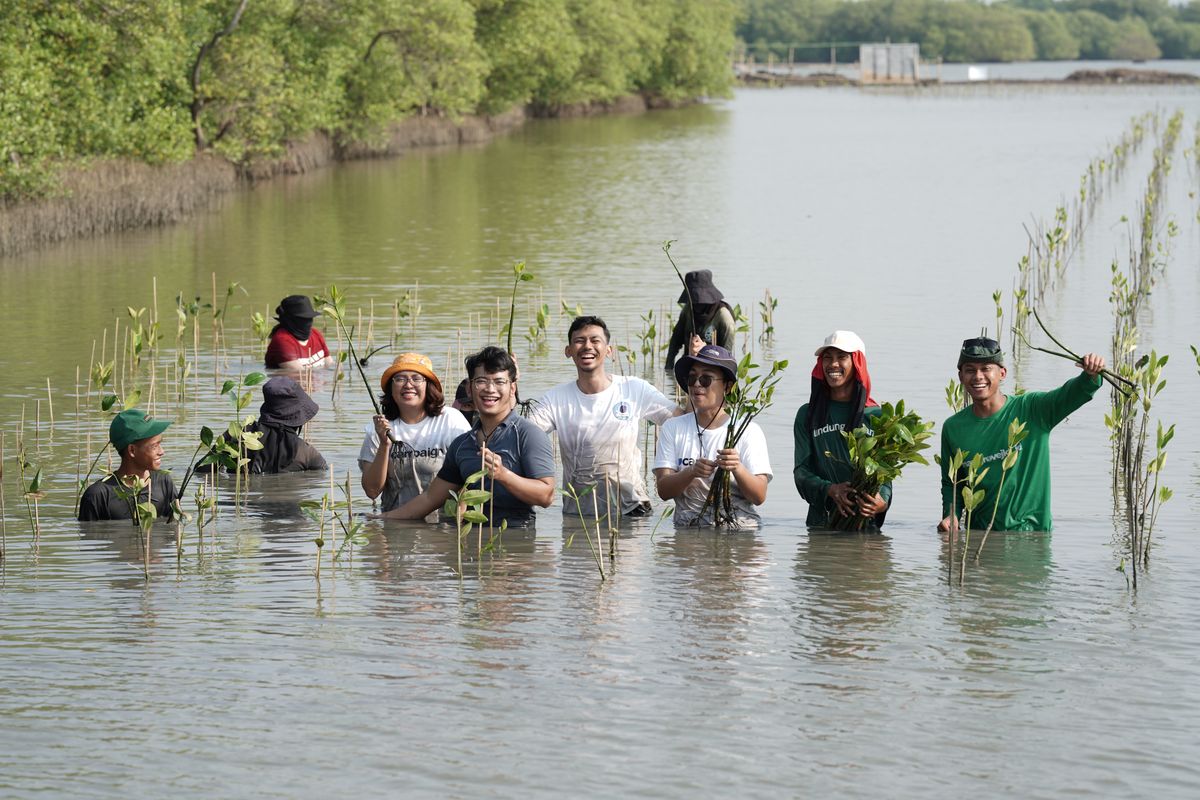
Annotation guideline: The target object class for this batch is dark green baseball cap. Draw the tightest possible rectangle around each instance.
[958,337,1004,368]
[109,409,171,453]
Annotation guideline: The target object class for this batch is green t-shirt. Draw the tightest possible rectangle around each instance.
[792,400,891,528]
[939,372,1101,532]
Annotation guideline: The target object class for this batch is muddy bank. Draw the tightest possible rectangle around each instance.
[1,96,658,259]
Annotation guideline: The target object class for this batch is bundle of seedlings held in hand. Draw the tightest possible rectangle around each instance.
[827,400,934,532]
[697,354,787,529]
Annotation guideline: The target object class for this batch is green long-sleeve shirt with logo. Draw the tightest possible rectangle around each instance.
[939,372,1101,532]
[793,400,891,528]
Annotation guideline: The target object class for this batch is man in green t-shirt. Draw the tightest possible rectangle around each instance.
[937,336,1105,533]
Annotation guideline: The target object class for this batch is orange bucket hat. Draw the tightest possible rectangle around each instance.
[380,353,441,393]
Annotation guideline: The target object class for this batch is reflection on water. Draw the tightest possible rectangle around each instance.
[3,85,1200,796]
[792,533,896,660]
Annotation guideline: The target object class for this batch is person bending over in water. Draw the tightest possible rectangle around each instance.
[654,344,772,528]
[938,336,1105,532]
[793,331,890,530]
[79,409,178,522]
[376,346,555,528]
[265,294,331,370]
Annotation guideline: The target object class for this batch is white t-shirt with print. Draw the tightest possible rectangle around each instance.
[529,375,674,516]
[653,412,772,527]
[358,407,472,512]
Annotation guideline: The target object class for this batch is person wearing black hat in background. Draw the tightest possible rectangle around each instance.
[203,376,327,474]
[654,344,772,527]
[664,270,737,371]
[245,376,327,473]
[265,294,331,369]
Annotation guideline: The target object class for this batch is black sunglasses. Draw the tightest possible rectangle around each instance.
[686,374,725,388]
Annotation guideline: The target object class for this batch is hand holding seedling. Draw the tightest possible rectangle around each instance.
[372,415,390,441]
[481,445,505,481]
[1077,352,1105,377]
[691,457,717,480]
[688,334,705,356]
[827,482,857,516]
[714,448,741,472]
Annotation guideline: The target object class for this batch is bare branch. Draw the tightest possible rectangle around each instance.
[191,0,250,150]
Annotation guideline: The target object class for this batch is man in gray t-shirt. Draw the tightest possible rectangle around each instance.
[377,346,556,527]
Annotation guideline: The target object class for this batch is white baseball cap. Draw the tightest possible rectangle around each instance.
[814,330,866,357]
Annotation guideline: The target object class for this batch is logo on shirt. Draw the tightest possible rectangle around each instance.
[612,401,632,421]
[390,443,446,460]
[677,457,696,467]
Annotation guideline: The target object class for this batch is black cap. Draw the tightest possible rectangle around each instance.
[276,295,319,320]
[958,337,1004,368]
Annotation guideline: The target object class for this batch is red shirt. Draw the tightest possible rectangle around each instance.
[265,328,330,368]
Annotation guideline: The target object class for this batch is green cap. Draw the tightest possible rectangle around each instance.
[109,409,171,453]
[958,337,1004,368]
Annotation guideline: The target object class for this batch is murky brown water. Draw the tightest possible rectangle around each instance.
[2,82,1199,797]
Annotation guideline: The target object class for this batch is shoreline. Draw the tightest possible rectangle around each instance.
[736,66,1200,89]
[0,94,662,260]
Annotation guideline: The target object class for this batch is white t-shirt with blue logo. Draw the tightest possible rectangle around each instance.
[529,375,674,516]
[653,412,772,527]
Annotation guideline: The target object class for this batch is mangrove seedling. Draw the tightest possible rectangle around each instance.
[827,400,934,532]
[299,493,331,579]
[758,290,778,344]
[442,469,492,577]
[316,286,394,430]
[504,261,535,356]
[936,447,968,583]
[18,455,44,544]
[560,482,605,580]
[975,418,1028,558]
[333,473,368,564]
[957,453,988,586]
[648,504,674,542]
[697,355,788,529]
[525,302,550,348]
[944,378,965,413]
[112,472,158,577]
[213,372,267,508]
[1012,308,1134,396]
[250,310,272,346]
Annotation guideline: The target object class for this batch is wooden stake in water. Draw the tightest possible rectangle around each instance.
[1,431,7,563]
[45,378,54,435]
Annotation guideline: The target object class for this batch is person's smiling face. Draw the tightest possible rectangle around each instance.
[566,325,610,374]
[687,364,728,414]
[390,371,428,416]
[821,348,855,393]
[959,361,1006,404]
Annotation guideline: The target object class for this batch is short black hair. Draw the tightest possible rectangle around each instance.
[567,315,610,342]
[465,346,517,381]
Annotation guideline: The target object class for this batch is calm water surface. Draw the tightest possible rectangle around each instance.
[2,85,1199,797]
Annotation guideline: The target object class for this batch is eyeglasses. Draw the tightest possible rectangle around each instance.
[392,374,426,386]
[686,374,724,388]
[471,377,512,389]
